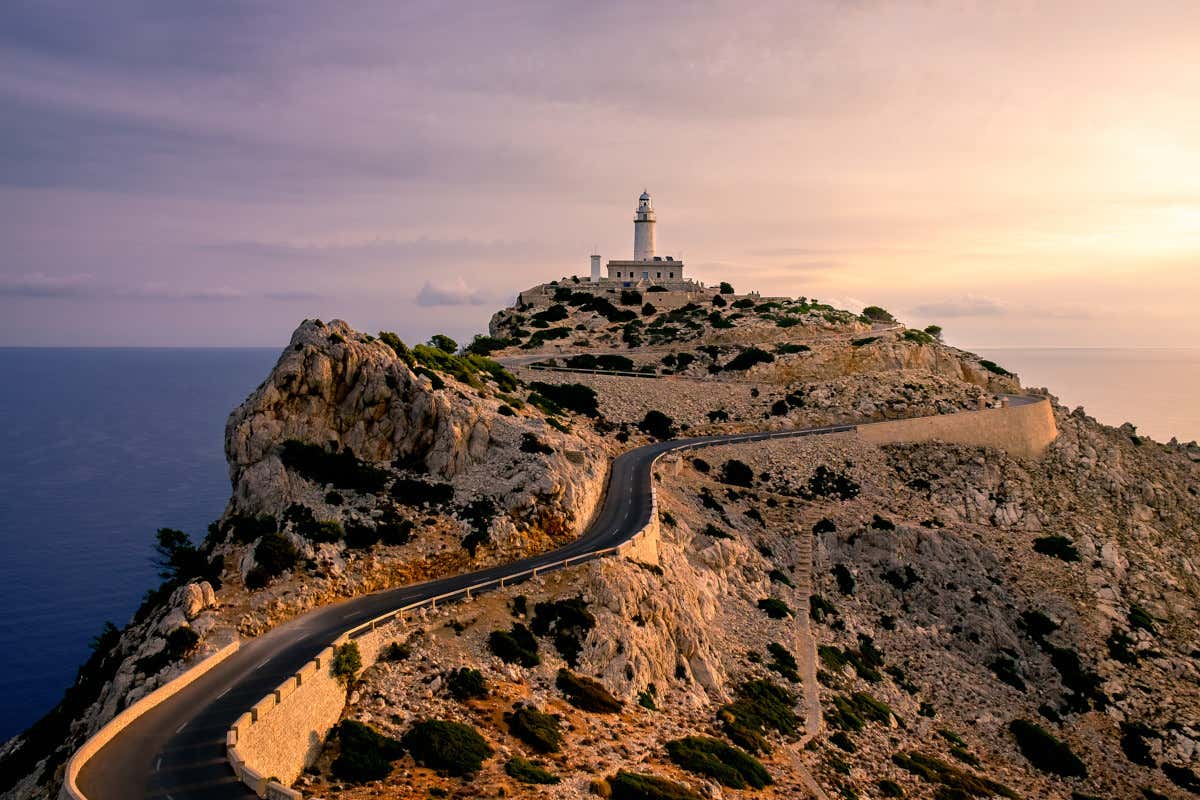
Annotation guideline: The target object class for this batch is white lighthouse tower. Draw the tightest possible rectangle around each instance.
[604,190,686,285]
[633,190,656,261]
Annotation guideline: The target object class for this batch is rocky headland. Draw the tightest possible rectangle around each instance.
[2,280,1198,800]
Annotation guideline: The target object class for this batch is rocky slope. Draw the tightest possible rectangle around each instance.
[4,287,1199,800]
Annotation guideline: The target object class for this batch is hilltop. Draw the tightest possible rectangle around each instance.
[2,281,1199,800]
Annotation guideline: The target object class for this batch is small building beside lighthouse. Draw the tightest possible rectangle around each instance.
[605,190,687,285]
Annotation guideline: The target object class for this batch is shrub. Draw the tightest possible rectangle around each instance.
[391,477,454,507]
[1008,719,1087,777]
[978,359,1013,377]
[380,641,411,661]
[247,531,299,588]
[378,331,416,366]
[529,381,599,416]
[446,667,487,700]
[279,440,389,493]
[331,719,404,783]
[638,410,676,440]
[891,751,1018,798]
[136,626,200,675]
[642,302,656,316]
[712,293,728,308]
[608,770,701,800]
[1164,763,1200,793]
[665,736,771,789]
[620,289,643,305]
[331,642,362,684]
[806,466,860,500]
[702,523,732,540]
[877,779,905,797]
[870,514,895,530]
[465,334,515,355]
[1127,603,1158,634]
[850,336,879,347]
[861,305,894,322]
[723,347,774,371]
[429,333,458,353]
[506,755,560,784]
[717,679,799,753]
[902,329,934,345]
[532,597,596,666]
[556,668,622,713]
[505,705,563,752]
[489,624,540,667]
[520,432,554,455]
[1033,535,1081,562]
[989,657,1026,691]
[758,598,794,619]
[833,564,855,595]
[720,459,754,487]
[220,514,277,545]
[692,457,710,473]
[719,282,735,294]
[768,568,793,587]
[532,304,569,323]
[810,594,838,623]
[766,642,800,683]
[924,324,943,341]
[401,719,492,776]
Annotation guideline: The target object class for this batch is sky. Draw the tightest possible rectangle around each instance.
[1,1,1198,349]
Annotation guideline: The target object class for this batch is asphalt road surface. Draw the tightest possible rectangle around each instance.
[75,420,877,799]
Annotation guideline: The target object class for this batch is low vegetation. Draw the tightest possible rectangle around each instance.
[608,769,702,800]
[505,755,560,784]
[665,736,772,789]
[401,719,493,776]
[716,679,799,753]
[1008,718,1087,778]
[488,623,540,667]
[445,667,487,700]
[504,705,563,752]
[332,719,403,783]
[556,668,622,712]
[331,642,362,684]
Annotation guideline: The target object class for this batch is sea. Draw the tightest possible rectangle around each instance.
[0,345,1196,741]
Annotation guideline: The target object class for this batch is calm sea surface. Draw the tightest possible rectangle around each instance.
[0,346,1196,740]
[0,348,278,740]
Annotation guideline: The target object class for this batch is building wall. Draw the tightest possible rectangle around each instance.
[606,260,685,282]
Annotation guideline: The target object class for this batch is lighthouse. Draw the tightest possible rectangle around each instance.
[633,190,656,261]
[602,190,687,285]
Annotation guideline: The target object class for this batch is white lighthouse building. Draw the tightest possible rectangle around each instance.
[605,190,686,285]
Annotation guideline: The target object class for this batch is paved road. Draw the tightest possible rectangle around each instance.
[76,422,856,800]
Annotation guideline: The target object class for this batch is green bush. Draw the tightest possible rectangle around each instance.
[556,668,622,713]
[833,564,855,595]
[331,719,404,783]
[861,305,894,322]
[429,333,458,353]
[850,336,880,347]
[719,282,735,294]
[378,331,416,366]
[401,719,493,776]
[891,751,1018,798]
[766,642,800,683]
[506,755,560,784]
[220,514,277,545]
[665,736,771,789]
[608,770,701,800]
[1033,535,1081,562]
[331,642,362,684]
[758,598,794,619]
[391,477,454,507]
[638,410,676,440]
[135,626,200,675]
[805,466,860,500]
[489,624,540,667]
[380,641,411,661]
[532,597,596,666]
[722,347,774,371]
[279,440,390,493]
[877,779,905,797]
[1127,603,1158,634]
[924,324,943,340]
[504,705,563,753]
[978,359,1013,377]
[717,679,799,753]
[446,667,487,700]
[768,568,793,587]
[902,329,934,345]
[465,334,516,355]
[1008,719,1087,777]
[246,531,299,588]
[720,459,754,487]
[529,381,599,416]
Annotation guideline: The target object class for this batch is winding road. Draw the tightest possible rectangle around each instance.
[75,422,858,800]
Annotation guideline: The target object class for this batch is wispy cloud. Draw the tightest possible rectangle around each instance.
[415,278,490,307]
[910,295,1007,318]
[0,272,95,297]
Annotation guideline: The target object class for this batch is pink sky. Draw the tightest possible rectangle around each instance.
[1,1,1197,347]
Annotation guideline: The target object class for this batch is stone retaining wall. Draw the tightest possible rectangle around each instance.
[857,397,1057,458]
[60,641,240,800]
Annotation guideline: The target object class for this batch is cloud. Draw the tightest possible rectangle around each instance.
[0,273,309,303]
[910,295,1008,318]
[0,272,95,297]
[415,278,490,307]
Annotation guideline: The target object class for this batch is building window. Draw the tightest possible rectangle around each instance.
[656,272,661,278]
[669,272,674,278]
[615,271,621,277]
